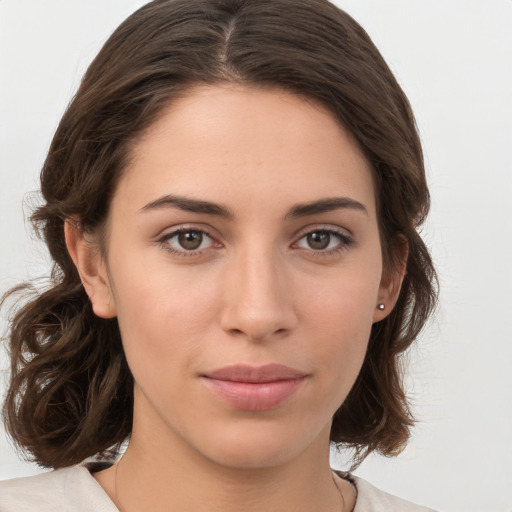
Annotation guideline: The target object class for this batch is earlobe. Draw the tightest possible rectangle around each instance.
[64,219,117,319]
[373,240,408,323]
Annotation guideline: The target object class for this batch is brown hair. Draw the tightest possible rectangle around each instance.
[2,0,437,469]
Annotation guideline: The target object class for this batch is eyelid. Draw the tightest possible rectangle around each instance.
[156,224,222,256]
[155,223,354,258]
[291,224,354,255]
[295,222,354,238]
[154,222,219,240]
[292,223,353,242]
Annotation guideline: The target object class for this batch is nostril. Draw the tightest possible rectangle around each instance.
[226,326,289,341]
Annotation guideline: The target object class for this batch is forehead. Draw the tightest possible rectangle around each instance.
[115,84,376,218]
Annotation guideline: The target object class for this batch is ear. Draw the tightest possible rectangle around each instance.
[373,238,408,323]
[64,219,117,319]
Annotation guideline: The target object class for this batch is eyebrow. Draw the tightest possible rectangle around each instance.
[284,197,368,218]
[140,194,234,218]
[140,194,368,219]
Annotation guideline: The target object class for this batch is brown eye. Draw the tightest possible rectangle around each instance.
[306,231,331,250]
[161,229,215,254]
[178,230,203,250]
[296,228,352,253]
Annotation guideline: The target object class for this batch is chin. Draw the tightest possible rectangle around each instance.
[204,442,300,470]
[194,420,329,470]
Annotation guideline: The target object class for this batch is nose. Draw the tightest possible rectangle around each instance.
[219,246,298,342]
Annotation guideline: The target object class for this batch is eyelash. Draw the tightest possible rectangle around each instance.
[294,228,354,259]
[158,227,217,257]
[157,226,354,258]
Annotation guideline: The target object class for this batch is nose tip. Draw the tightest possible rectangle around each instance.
[226,317,288,341]
[219,254,298,342]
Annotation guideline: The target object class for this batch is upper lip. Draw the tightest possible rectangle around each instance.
[203,364,307,383]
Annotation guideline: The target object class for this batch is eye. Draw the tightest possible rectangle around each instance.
[295,229,352,252]
[160,228,215,254]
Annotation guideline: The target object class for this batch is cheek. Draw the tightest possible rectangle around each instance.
[304,263,381,331]
[300,264,381,379]
[107,256,221,378]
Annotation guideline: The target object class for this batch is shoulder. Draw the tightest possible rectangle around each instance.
[0,465,118,512]
[352,476,438,512]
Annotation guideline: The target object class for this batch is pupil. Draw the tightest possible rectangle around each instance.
[178,231,203,250]
[307,231,330,250]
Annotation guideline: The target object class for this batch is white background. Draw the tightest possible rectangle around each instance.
[1,1,511,511]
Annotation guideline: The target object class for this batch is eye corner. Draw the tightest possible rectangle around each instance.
[292,226,355,257]
[157,226,222,257]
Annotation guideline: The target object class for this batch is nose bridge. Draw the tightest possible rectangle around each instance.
[220,240,296,340]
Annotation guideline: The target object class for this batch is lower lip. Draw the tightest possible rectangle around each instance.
[202,377,306,411]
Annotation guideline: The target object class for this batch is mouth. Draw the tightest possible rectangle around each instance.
[201,364,308,411]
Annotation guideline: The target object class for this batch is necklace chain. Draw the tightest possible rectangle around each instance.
[115,460,346,512]
[114,458,125,512]
[332,471,347,511]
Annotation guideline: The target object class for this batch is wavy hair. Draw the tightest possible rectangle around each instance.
[2,0,437,469]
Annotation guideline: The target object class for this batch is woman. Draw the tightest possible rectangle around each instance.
[0,0,438,510]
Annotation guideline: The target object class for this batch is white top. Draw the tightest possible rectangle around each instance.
[0,464,438,511]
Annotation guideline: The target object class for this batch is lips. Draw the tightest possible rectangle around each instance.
[201,364,308,411]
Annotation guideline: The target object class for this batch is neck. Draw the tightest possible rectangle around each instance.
[94,389,355,512]
[113,434,343,512]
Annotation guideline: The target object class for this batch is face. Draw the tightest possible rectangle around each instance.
[72,85,401,470]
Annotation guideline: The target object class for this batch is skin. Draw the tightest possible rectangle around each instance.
[66,85,404,512]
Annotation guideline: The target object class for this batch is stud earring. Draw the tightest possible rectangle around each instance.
[377,303,385,310]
